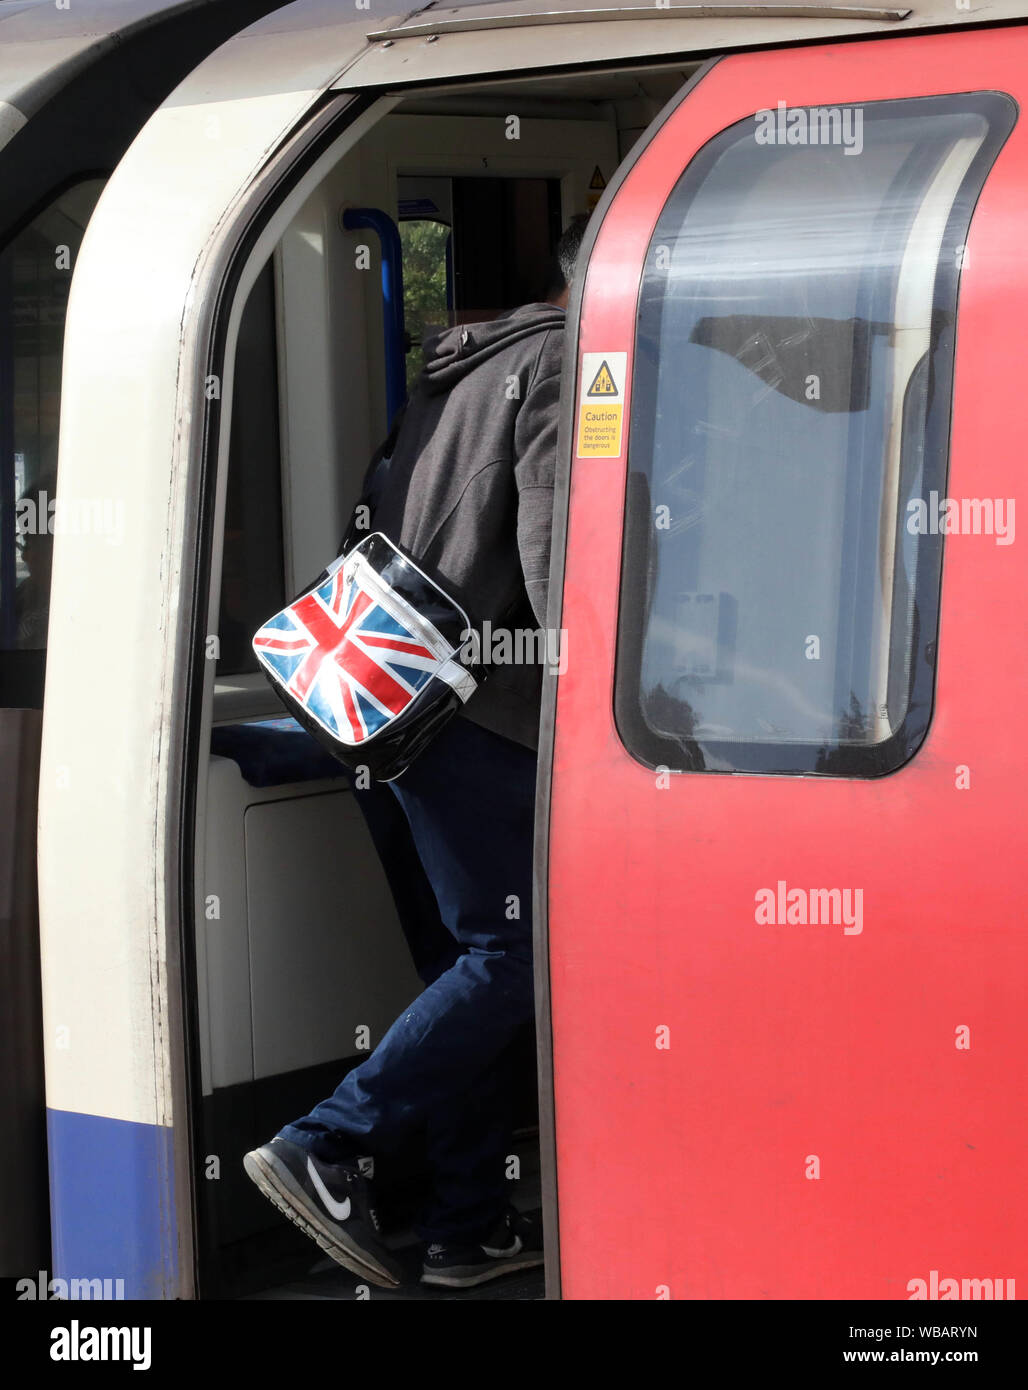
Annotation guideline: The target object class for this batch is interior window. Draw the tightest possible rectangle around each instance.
[615,94,1014,776]
[0,179,105,704]
[399,217,451,393]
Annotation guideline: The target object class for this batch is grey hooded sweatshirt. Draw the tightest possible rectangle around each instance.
[365,301,566,751]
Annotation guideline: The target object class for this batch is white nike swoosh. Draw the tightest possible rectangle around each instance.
[306,1156,351,1222]
[482,1233,522,1259]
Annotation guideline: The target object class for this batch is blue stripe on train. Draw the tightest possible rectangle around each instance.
[46,1108,178,1300]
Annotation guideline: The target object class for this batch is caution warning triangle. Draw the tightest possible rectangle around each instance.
[586,359,618,397]
[589,165,606,191]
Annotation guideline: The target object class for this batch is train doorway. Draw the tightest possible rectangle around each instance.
[191,65,680,1298]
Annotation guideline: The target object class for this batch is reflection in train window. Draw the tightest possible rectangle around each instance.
[615,94,1015,777]
[0,180,105,679]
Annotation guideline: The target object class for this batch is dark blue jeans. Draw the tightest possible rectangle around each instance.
[279,715,538,1244]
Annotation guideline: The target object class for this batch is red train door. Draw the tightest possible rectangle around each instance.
[542,26,1028,1299]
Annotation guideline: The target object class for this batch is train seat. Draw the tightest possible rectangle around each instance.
[210,715,342,787]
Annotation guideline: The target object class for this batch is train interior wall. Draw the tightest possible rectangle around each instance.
[195,66,691,1296]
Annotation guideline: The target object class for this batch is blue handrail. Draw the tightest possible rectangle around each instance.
[342,208,407,427]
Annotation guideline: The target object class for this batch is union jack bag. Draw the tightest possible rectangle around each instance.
[252,532,482,781]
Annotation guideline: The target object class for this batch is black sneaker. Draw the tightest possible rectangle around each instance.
[420,1207,544,1289]
[243,1136,405,1289]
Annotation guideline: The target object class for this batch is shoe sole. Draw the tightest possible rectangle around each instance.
[243,1148,402,1290]
[420,1251,544,1289]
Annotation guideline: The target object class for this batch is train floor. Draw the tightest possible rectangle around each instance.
[242,1134,544,1302]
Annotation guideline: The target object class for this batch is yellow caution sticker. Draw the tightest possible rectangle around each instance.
[577,351,627,457]
[586,360,618,395]
[587,165,607,211]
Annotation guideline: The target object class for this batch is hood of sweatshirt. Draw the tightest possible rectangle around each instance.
[419,301,566,395]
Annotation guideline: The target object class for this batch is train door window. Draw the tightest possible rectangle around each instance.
[215,259,286,678]
[615,94,1014,777]
[0,178,105,706]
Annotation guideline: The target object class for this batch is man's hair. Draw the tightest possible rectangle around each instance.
[545,213,591,298]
